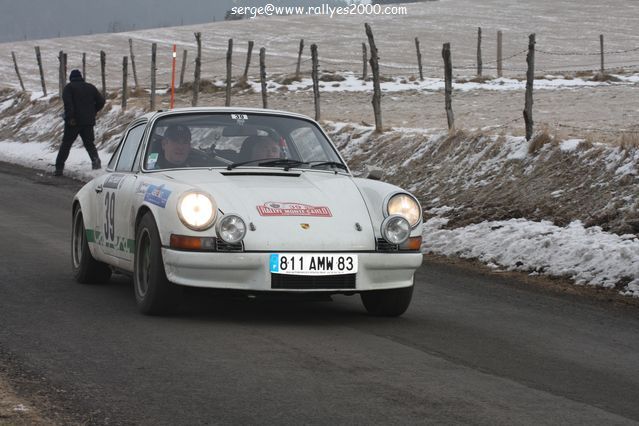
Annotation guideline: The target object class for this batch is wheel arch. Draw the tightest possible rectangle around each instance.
[135,205,154,235]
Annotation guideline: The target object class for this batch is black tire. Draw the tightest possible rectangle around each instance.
[361,283,414,317]
[134,213,183,315]
[72,207,112,284]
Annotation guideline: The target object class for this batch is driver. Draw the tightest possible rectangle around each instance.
[156,124,193,169]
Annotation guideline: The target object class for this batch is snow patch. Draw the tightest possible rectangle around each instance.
[423,218,639,296]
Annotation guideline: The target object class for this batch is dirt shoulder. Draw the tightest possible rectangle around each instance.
[0,373,48,425]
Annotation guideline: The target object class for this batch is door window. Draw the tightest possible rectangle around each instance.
[116,124,146,172]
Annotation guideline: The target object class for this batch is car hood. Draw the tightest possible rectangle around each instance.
[165,169,376,251]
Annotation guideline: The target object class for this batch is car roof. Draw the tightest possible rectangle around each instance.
[140,107,315,122]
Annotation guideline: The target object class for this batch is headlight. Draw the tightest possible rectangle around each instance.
[381,215,411,245]
[177,191,216,231]
[386,193,421,228]
[216,214,247,244]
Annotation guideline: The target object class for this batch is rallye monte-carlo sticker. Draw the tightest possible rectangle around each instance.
[257,202,332,217]
[144,184,171,208]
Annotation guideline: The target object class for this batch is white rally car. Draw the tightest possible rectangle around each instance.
[72,108,423,315]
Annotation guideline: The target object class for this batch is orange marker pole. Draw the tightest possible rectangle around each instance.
[170,44,177,109]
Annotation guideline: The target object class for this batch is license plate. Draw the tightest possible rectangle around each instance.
[269,254,358,276]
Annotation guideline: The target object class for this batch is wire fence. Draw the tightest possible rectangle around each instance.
[6,29,639,140]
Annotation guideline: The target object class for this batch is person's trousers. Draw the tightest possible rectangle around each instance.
[55,124,99,171]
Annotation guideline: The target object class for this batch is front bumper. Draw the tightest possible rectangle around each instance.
[161,249,423,292]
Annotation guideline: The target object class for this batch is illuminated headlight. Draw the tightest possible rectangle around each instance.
[387,193,421,228]
[381,215,411,245]
[216,214,247,244]
[177,191,216,231]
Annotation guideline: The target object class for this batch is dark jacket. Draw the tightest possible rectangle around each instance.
[62,76,105,126]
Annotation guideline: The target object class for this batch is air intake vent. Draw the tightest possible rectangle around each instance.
[376,238,399,252]
[216,240,244,252]
[271,274,356,290]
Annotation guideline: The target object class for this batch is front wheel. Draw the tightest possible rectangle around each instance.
[361,283,414,317]
[72,207,111,284]
[134,213,183,315]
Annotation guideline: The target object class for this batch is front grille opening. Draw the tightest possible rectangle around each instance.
[271,273,356,290]
[216,240,244,252]
[376,238,398,252]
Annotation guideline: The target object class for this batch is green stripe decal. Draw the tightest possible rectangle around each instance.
[86,230,134,254]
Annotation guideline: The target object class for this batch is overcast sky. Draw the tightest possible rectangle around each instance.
[0,0,357,43]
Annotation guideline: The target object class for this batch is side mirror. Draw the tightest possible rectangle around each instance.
[364,166,383,181]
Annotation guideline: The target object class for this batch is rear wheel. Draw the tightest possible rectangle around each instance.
[134,213,183,315]
[72,207,112,284]
[361,283,414,317]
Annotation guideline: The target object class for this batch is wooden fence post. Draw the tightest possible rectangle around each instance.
[243,40,253,81]
[442,42,454,131]
[226,38,233,107]
[365,23,382,132]
[150,43,157,110]
[58,50,64,96]
[192,32,202,107]
[477,27,482,77]
[362,43,367,80]
[415,37,423,81]
[82,52,86,80]
[179,50,188,87]
[129,38,139,88]
[100,50,106,98]
[260,47,267,109]
[523,33,535,141]
[63,53,67,87]
[122,56,128,110]
[11,52,25,91]
[600,34,604,74]
[35,46,47,96]
[311,44,320,121]
[497,30,503,78]
[295,39,304,80]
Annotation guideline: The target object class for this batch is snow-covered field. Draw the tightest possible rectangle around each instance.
[2,0,639,91]
[2,0,638,135]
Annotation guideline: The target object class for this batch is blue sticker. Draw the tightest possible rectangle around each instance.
[269,254,279,273]
[144,184,171,208]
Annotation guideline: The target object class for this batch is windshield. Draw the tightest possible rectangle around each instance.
[143,112,346,172]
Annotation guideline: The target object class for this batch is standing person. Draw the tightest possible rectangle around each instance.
[54,69,105,176]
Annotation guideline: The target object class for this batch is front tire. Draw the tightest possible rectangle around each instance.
[72,207,112,284]
[134,213,183,315]
[361,283,414,317]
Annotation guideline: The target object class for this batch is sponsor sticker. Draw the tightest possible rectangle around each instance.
[257,201,332,217]
[103,174,125,189]
[135,182,150,194]
[231,113,248,125]
[144,184,171,208]
[146,152,159,169]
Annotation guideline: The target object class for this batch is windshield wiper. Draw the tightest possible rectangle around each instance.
[309,161,348,171]
[227,157,308,171]
[258,158,309,171]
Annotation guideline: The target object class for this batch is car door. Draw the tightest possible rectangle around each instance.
[96,123,146,263]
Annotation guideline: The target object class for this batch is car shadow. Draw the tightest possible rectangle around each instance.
[108,272,380,326]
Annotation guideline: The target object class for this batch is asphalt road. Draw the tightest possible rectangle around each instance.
[1,162,638,425]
